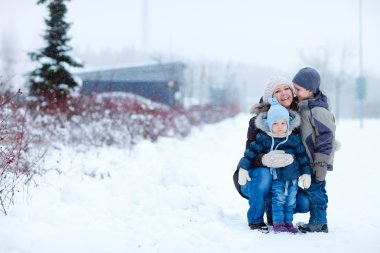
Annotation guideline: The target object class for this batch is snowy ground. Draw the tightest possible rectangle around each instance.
[1,114,379,253]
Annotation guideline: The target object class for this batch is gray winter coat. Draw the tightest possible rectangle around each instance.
[298,92,336,181]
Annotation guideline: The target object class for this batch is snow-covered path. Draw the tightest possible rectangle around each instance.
[1,114,379,253]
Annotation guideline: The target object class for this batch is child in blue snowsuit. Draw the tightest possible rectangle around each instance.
[237,98,312,233]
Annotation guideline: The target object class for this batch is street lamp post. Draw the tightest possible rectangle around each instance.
[142,0,148,53]
[357,0,366,128]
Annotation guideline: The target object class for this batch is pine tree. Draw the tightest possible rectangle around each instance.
[28,0,83,105]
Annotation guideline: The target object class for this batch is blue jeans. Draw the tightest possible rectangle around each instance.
[271,180,298,224]
[240,167,272,225]
[295,189,310,213]
[303,179,328,224]
[239,168,317,224]
[267,189,309,217]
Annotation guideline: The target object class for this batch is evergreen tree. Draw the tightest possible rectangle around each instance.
[28,0,83,104]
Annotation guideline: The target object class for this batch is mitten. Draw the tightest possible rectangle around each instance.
[298,174,311,189]
[238,168,251,185]
[262,150,294,168]
[314,161,327,182]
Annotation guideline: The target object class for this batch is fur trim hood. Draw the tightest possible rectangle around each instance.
[254,108,301,133]
[250,102,271,115]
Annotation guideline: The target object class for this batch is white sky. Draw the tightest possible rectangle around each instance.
[0,0,379,75]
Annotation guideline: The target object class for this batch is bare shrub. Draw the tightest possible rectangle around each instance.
[0,90,45,215]
[28,92,240,148]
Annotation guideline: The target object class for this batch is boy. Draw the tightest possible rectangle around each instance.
[292,67,336,233]
[237,98,312,233]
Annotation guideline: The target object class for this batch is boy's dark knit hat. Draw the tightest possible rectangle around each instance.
[292,67,320,93]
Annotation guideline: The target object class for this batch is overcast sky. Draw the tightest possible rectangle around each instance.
[0,0,379,76]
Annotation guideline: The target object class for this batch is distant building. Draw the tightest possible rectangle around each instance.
[77,61,186,107]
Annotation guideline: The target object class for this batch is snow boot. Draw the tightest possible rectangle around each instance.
[298,223,328,233]
[273,222,288,233]
[249,222,269,233]
[285,223,299,234]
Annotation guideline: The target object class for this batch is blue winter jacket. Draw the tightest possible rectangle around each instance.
[237,110,312,181]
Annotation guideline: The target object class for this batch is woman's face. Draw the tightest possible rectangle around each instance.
[272,84,294,108]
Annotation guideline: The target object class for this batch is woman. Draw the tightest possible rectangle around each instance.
[233,76,309,232]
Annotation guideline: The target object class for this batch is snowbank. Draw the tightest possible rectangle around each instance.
[0,115,379,253]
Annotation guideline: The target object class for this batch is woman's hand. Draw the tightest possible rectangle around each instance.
[238,168,251,185]
[262,150,294,168]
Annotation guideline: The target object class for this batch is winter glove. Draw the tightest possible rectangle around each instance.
[313,161,327,182]
[262,150,294,168]
[238,168,251,185]
[298,174,311,189]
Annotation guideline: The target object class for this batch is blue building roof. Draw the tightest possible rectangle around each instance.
[77,61,186,83]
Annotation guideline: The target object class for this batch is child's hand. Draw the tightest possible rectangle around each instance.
[298,174,311,189]
[238,168,251,185]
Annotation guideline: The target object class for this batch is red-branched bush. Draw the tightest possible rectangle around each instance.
[0,91,239,214]
[0,91,45,215]
[28,92,240,148]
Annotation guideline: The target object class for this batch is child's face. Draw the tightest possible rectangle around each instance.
[293,83,314,100]
[272,84,293,108]
[272,118,288,135]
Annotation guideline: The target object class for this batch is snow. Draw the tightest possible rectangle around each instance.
[1,114,380,253]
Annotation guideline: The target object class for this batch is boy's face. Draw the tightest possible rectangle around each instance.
[293,83,314,100]
[272,118,288,135]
